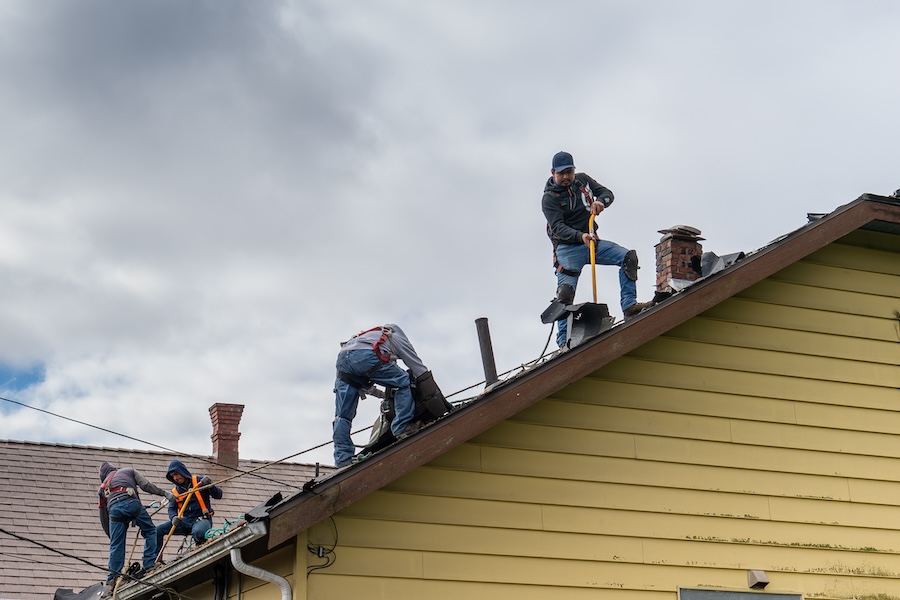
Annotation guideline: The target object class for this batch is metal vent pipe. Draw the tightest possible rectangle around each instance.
[475,317,498,387]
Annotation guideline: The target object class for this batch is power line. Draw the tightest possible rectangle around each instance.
[0,550,93,573]
[0,395,304,490]
[0,525,187,599]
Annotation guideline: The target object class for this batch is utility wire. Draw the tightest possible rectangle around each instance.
[0,395,304,490]
[0,550,93,573]
[3,329,560,488]
[0,525,187,600]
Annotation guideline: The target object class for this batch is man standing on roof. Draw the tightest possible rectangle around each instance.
[98,461,174,585]
[332,324,429,467]
[542,150,656,346]
[155,460,223,554]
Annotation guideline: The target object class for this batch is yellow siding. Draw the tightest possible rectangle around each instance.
[302,234,900,600]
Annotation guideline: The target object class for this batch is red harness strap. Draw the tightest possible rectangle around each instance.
[354,326,393,363]
[98,470,118,507]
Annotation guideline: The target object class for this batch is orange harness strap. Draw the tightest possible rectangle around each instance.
[172,476,211,516]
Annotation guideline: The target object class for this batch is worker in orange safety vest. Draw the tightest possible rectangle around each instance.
[154,460,223,555]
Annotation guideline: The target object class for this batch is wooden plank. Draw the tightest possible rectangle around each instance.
[331,517,645,562]
[634,435,900,482]
[510,401,733,443]
[663,318,898,364]
[736,279,897,318]
[598,358,900,410]
[642,537,900,576]
[308,546,424,578]
[772,261,900,296]
[390,447,856,506]
[628,337,899,387]
[768,494,900,531]
[305,546,900,598]
[550,380,798,424]
[541,504,900,551]
[812,236,900,270]
[382,469,772,519]
[309,574,674,600]
[700,298,897,342]
[467,420,637,458]
[331,513,900,565]
[490,398,900,460]
[342,488,542,535]
[793,401,900,437]
[847,477,900,505]
[419,551,736,590]
[426,443,483,470]
[731,419,900,458]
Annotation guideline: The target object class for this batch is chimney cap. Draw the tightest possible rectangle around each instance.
[657,225,704,239]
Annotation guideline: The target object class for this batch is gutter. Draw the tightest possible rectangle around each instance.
[117,520,267,600]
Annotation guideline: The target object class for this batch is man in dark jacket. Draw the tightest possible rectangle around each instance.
[98,461,174,585]
[154,459,223,554]
[542,150,655,346]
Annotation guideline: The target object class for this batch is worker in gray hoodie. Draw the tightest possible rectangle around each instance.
[98,461,174,585]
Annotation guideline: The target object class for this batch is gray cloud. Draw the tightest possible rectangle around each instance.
[1,0,898,464]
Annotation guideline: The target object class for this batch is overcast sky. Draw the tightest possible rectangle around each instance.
[1,1,898,468]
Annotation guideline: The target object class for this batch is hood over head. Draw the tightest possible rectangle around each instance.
[165,459,193,484]
[99,461,116,482]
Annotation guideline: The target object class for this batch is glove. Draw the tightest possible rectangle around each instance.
[200,476,212,486]
[164,491,175,503]
[172,517,184,528]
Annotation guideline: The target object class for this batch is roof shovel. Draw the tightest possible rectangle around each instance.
[156,487,197,563]
[588,213,598,303]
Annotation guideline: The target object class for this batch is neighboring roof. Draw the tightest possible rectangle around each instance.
[0,440,326,600]
[267,193,900,548]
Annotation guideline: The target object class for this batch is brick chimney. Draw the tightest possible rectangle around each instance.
[209,403,244,469]
[655,225,704,292]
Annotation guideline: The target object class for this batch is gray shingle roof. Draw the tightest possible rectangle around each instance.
[0,440,329,600]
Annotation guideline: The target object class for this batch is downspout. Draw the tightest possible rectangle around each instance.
[230,547,292,600]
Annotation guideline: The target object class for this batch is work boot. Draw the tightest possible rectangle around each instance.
[623,301,655,318]
[125,562,146,581]
[396,422,423,441]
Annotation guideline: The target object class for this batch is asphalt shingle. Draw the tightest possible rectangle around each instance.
[0,440,330,600]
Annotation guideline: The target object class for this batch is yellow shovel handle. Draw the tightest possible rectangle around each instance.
[156,487,196,563]
[588,214,597,303]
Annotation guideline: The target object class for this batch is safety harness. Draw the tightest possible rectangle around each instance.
[336,326,398,394]
[549,179,603,278]
[352,326,395,363]
[98,470,135,505]
[98,470,117,507]
[172,476,213,518]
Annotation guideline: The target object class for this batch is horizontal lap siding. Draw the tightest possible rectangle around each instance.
[311,236,900,600]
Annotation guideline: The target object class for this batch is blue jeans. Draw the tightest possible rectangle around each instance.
[107,497,158,581]
[333,349,415,467]
[554,241,637,346]
[155,515,212,550]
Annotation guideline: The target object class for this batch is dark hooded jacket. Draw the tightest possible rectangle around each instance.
[165,459,223,521]
[542,172,614,248]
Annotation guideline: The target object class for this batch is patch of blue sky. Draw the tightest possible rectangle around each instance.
[0,362,46,392]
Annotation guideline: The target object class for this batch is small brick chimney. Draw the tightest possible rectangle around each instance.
[209,403,244,469]
[655,225,704,292]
